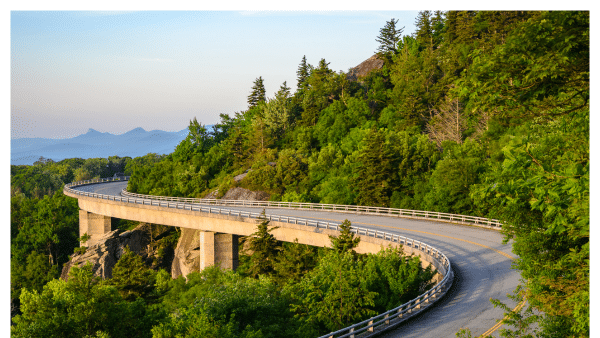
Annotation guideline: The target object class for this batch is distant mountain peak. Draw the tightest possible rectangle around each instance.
[123,127,147,135]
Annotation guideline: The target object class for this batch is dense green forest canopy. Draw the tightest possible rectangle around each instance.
[11,11,588,337]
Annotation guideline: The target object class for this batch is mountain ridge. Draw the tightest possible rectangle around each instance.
[11,126,198,165]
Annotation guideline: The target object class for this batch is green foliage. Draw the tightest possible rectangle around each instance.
[109,247,157,301]
[288,250,377,333]
[187,117,213,153]
[124,153,164,176]
[352,128,396,207]
[459,11,588,124]
[11,157,86,198]
[464,11,589,336]
[272,239,319,285]
[74,246,87,255]
[79,232,91,245]
[154,267,303,338]
[244,211,281,278]
[11,251,57,303]
[414,11,433,47]
[472,112,589,336]
[362,246,436,312]
[263,82,293,139]
[423,139,485,214]
[11,263,164,338]
[300,59,341,126]
[329,219,360,253]
[390,37,443,129]
[11,190,79,272]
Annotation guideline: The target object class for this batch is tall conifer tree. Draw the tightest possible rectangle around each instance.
[352,128,395,207]
[430,11,445,48]
[375,18,404,55]
[247,210,281,277]
[296,56,310,92]
[248,76,266,108]
[414,11,433,48]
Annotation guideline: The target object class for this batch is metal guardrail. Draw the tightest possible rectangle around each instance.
[64,177,456,338]
[121,188,502,231]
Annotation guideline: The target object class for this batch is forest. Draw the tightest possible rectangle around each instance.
[11,11,588,338]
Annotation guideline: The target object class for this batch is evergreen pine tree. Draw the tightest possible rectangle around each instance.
[375,18,404,55]
[431,11,445,48]
[455,11,477,44]
[278,81,291,98]
[263,82,293,139]
[108,246,156,301]
[187,117,212,153]
[272,239,318,284]
[296,56,310,92]
[247,210,281,277]
[352,128,396,207]
[444,11,459,43]
[329,219,360,253]
[314,58,332,77]
[414,11,433,48]
[247,76,266,108]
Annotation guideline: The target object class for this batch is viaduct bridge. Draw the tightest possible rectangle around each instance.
[64,177,520,338]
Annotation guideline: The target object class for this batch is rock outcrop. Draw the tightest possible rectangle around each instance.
[221,187,270,201]
[346,54,385,81]
[203,189,219,199]
[61,227,149,280]
[61,223,173,281]
[171,228,201,279]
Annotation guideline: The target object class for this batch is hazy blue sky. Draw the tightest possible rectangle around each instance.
[11,10,419,139]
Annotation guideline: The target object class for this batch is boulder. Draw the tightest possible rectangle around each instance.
[233,172,248,182]
[221,187,270,201]
[203,189,220,199]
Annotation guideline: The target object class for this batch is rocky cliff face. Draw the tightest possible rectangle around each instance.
[61,227,147,280]
[171,228,201,279]
[61,223,174,281]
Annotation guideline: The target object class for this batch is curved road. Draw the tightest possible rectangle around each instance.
[73,181,520,337]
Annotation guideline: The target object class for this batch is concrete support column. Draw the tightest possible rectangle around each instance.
[199,231,239,271]
[79,210,112,247]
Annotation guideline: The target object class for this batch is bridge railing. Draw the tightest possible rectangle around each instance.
[120,189,502,231]
[64,177,456,337]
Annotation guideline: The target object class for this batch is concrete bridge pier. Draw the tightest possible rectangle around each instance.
[79,210,112,247]
[199,231,239,271]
